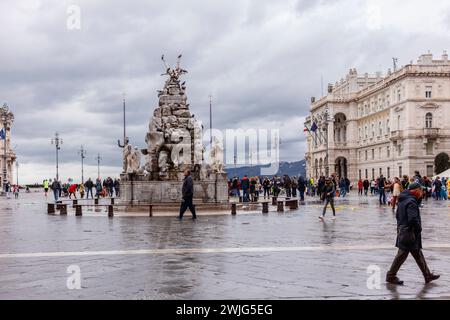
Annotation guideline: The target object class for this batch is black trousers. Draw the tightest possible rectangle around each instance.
[387,249,431,280]
[179,197,197,219]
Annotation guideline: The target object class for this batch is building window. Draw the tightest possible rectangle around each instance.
[386,119,390,133]
[425,86,432,99]
[365,169,368,178]
[379,168,382,176]
[387,146,390,158]
[365,150,368,161]
[425,113,433,128]
[379,122,382,136]
[427,165,434,177]
[397,89,401,102]
[399,166,402,177]
[426,142,433,155]
[372,168,375,179]
[372,149,375,160]
[359,170,362,180]
[379,147,382,159]
[387,167,391,178]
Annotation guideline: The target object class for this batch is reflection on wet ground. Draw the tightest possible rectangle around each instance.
[0,192,449,299]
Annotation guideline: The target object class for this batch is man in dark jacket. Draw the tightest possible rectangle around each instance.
[178,169,197,220]
[85,178,94,199]
[297,176,306,201]
[386,182,440,285]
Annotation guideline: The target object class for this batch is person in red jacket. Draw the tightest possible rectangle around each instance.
[68,184,78,199]
[357,179,363,196]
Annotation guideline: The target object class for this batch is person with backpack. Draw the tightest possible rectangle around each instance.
[319,178,336,222]
[386,182,440,285]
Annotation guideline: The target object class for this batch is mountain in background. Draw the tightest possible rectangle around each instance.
[224,160,306,178]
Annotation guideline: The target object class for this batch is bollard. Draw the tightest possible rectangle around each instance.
[60,204,67,215]
[108,205,114,217]
[149,205,153,217]
[72,199,78,207]
[47,203,55,214]
[56,204,61,210]
[75,205,82,216]
[272,197,277,206]
[287,200,298,210]
[277,201,284,213]
[231,203,237,215]
[111,198,115,205]
[94,198,99,205]
[262,202,269,214]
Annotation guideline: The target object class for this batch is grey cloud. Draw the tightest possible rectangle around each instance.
[1,0,449,183]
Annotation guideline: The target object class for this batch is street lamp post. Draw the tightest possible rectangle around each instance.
[95,153,102,180]
[78,145,86,183]
[209,95,213,146]
[51,132,63,181]
[1,103,14,194]
[15,161,19,186]
[117,96,128,148]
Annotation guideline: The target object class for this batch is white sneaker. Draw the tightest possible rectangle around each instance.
[331,216,336,220]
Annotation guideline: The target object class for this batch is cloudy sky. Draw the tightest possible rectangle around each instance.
[1,0,450,184]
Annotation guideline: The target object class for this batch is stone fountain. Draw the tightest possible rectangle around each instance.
[120,55,228,204]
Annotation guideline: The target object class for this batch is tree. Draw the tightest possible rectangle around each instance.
[435,153,450,174]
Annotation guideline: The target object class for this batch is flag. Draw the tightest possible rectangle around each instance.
[310,122,318,132]
[0,128,5,140]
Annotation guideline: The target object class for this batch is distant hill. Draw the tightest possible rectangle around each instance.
[224,160,306,178]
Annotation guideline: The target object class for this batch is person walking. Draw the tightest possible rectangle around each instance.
[51,179,61,202]
[68,183,78,199]
[357,179,363,196]
[13,185,19,199]
[43,179,49,197]
[391,177,402,211]
[291,177,298,198]
[79,183,85,199]
[377,175,387,205]
[95,178,102,198]
[386,182,440,285]
[241,175,250,202]
[363,178,370,196]
[114,178,120,198]
[433,177,442,200]
[178,169,197,221]
[319,178,336,221]
[298,176,306,201]
[339,178,347,197]
[85,178,94,199]
[263,177,271,199]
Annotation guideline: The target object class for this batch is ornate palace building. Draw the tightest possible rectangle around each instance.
[0,104,16,190]
[305,51,450,182]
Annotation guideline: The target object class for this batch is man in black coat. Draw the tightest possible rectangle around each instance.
[386,182,440,285]
[297,176,306,201]
[178,169,197,220]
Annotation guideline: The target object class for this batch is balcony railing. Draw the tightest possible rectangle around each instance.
[390,130,403,141]
[423,128,439,139]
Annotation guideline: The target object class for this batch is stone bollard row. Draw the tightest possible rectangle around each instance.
[272,197,277,206]
[262,202,269,214]
[75,205,82,216]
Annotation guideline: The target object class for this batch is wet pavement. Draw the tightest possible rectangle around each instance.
[0,191,450,299]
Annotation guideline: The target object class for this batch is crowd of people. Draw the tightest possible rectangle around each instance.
[44,177,120,202]
[228,174,308,203]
